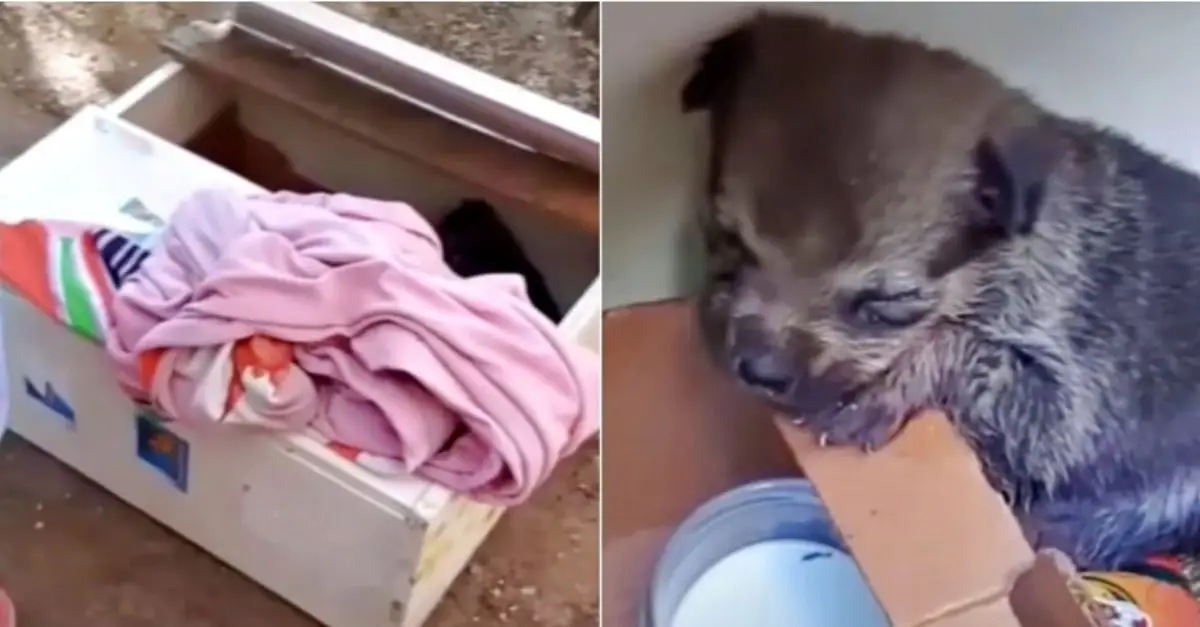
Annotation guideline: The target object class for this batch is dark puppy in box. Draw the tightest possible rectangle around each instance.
[685,12,1200,570]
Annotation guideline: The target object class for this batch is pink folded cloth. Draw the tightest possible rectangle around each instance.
[0,587,12,627]
[105,190,598,505]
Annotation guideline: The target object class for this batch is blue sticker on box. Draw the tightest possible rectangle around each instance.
[24,377,75,426]
[135,412,189,492]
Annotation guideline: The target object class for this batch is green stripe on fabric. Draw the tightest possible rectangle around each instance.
[57,238,101,340]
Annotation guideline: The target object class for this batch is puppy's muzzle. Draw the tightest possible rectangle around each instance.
[727,318,851,414]
[735,348,793,397]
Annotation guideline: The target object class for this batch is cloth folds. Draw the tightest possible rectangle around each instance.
[0,190,597,505]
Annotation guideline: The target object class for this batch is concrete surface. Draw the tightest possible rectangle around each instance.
[0,3,597,626]
[325,2,598,114]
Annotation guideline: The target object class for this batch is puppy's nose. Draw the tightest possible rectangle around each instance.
[735,353,794,396]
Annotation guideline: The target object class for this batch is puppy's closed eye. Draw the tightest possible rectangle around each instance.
[845,287,934,328]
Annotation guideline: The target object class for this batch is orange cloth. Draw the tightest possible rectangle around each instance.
[1083,556,1200,626]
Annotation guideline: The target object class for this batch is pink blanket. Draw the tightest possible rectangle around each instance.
[105,190,598,505]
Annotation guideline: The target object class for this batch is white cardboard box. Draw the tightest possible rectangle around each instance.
[0,46,599,627]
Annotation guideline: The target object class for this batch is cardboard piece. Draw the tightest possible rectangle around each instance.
[601,299,797,627]
[603,298,1097,627]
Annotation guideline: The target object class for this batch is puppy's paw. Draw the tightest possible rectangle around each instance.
[804,386,921,452]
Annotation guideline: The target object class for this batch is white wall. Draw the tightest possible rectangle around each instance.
[602,2,1200,308]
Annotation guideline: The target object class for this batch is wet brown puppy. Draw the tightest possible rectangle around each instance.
[685,12,1200,569]
[690,13,1050,421]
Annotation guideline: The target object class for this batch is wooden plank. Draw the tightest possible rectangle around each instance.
[161,24,598,234]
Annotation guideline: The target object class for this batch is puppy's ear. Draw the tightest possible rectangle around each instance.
[681,26,751,113]
[971,124,1061,235]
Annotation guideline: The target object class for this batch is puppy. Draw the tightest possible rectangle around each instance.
[685,12,1200,570]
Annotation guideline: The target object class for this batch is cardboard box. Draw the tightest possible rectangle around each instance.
[602,299,1098,627]
[0,4,600,625]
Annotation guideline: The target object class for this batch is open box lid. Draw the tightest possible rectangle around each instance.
[158,1,599,234]
[226,2,598,171]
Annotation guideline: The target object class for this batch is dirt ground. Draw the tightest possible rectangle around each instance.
[0,3,597,626]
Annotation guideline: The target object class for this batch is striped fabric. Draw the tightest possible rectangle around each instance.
[93,228,152,288]
[0,220,151,342]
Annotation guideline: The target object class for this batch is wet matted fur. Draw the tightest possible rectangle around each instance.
[686,12,1200,570]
